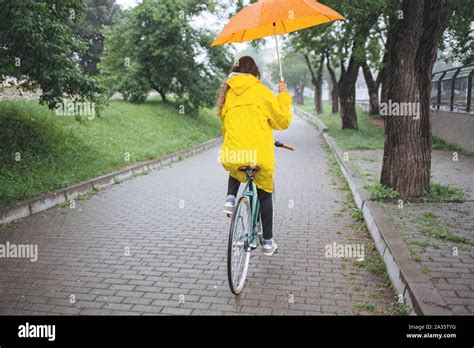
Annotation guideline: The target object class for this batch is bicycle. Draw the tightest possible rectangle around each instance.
[227,141,294,295]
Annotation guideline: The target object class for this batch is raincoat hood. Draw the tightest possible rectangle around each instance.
[226,73,260,96]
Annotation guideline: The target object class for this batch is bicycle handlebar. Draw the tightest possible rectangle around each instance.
[275,141,295,151]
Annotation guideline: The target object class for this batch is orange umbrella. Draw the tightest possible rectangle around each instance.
[211,0,344,81]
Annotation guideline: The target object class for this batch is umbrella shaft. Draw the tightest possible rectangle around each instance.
[273,23,283,82]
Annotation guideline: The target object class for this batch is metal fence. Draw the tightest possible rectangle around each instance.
[431,65,474,113]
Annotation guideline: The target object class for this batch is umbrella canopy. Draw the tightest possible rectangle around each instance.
[211,0,344,45]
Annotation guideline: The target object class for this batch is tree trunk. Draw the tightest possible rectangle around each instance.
[297,80,305,105]
[313,88,318,111]
[339,82,358,129]
[327,56,339,113]
[362,63,380,115]
[328,77,334,111]
[295,85,304,105]
[339,55,360,129]
[380,17,396,105]
[380,0,444,198]
[380,67,389,105]
[315,55,324,114]
[158,90,167,103]
[304,53,324,114]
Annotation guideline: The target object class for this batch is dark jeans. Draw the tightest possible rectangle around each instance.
[227,175,273,240]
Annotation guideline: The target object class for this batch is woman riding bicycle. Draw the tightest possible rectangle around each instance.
[217,56,292,256]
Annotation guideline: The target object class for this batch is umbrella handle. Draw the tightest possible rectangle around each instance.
[273,22,284,83]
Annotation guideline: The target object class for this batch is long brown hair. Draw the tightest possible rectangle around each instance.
[217,56,261,117]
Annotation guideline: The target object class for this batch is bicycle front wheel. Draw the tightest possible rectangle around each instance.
[227,196,251,295]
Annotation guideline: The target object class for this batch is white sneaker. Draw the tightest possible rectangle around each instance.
[223,195,236,216]
[262,240,278,256]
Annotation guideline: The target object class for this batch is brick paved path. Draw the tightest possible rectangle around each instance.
[0,116,396,315]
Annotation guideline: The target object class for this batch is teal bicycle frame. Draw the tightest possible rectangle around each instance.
[227,141,293,295]
[242,170,261,250]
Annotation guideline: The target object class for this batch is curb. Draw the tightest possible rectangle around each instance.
[0,137,223,225]
[294,107,452,315]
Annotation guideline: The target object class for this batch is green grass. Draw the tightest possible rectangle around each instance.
[408,247,421,262]
[367,182,464,203]
[368,184,400,201]
[298,98,318,114]
[351,208,365,222]
[353,303,380,313]
[420,266,432,277]
[424,182,465,202]
[353,250,390,284]
[423,226,470,244]
[414,212,470,245]
[76,187,100,201]
[299,99,384,150]
[406,239,430,248]
[0,222,15,232]
[385,300,410,316]
[0,99,220,208]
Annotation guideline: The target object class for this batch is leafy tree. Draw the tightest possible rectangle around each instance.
[234,0,258,15]
[326,0,387,129]
[270,54,308,105]
[289,25,333,114]
[0,0,102,109]
[361,21,386,115]
[74,0,122,75]
[100,0,232,111]
[289,0,387,127]
[441,0,474,65]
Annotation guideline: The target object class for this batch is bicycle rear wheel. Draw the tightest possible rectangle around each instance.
[227,196,251,295]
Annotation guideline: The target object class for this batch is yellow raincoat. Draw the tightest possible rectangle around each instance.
[219,74,292,192]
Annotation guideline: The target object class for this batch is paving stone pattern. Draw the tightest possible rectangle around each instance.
[0,117,396,315]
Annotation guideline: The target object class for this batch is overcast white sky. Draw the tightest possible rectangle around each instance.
[116,0,139,9]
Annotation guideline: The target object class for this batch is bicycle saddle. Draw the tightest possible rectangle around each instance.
[238,165,260,172]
